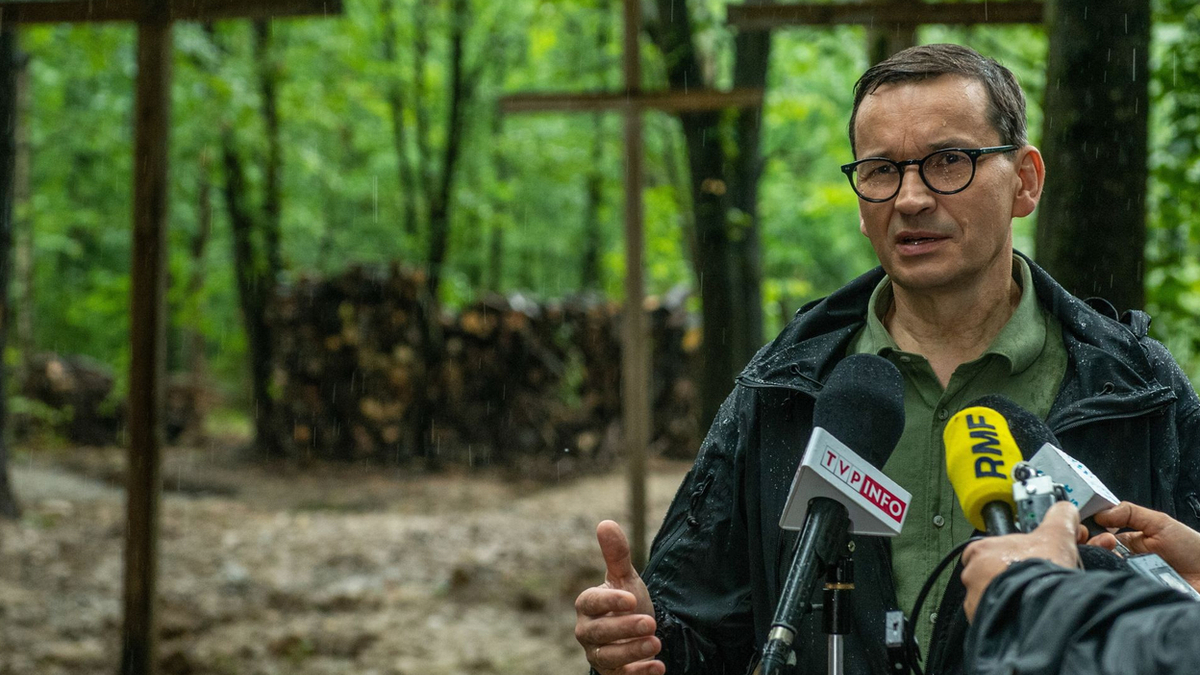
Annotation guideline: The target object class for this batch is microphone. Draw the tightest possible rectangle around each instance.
[969,395,1120,522]
[943,400,1024,535]
[762,354,908,675]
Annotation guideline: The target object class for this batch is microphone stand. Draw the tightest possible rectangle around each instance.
[760,499,850,675]
[823,557,853,675]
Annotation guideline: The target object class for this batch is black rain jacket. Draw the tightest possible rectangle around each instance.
[640,255,1200,675]
[965,559,1200,675]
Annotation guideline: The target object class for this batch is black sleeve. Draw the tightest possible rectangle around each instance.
[637,386,757,675]
[1141,337,1200,528]
[965,559,1200,675]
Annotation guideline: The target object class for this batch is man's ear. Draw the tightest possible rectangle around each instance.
[1012,146,1045,218]
[859,216,868,237]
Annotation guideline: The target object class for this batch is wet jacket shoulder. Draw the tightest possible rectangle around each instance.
[965,559,1200,675]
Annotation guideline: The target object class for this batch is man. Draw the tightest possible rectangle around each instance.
[961,501,1200,675]
[575,43,1200,675]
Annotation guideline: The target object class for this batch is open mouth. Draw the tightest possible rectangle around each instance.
[898,235,944,245]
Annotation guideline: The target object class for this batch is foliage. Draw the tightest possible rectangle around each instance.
[13,0,1200,415]
[1146,0,1200,381]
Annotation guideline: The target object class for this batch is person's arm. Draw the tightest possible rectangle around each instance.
[966,560,1200,675]
[574,388,757,674]
[962,501,1200,675]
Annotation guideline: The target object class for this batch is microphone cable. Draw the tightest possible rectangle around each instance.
[904,535,985,675]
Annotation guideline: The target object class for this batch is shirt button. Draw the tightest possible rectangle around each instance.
[933,515,946,528]
[899,355,912,363]
[929,612,938,625]
[937,409,949,421]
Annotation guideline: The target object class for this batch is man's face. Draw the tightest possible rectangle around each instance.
[852,75,1030,294]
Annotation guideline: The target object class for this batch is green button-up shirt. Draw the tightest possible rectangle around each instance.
[847,256,1068,650]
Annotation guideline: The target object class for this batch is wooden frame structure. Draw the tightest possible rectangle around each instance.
[501,0,764,569]
[0,3,341,673]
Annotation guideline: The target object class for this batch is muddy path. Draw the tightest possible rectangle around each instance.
[0,449,690,675]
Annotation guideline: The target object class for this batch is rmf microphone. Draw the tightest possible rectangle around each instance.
[943,398,1025,536]
[761,354,908,675]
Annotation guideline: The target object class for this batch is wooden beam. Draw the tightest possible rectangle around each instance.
[122,3,170,672]
[727,2,1043,30]
[0,0,342,24]
[500,88,764,114]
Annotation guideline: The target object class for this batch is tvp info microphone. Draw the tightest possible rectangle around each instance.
[762,354,907,675]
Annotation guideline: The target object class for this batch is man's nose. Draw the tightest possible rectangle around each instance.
[894,165,936,214]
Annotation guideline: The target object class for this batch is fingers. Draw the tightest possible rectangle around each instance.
[1087,532,1119,550]
[576,586,638,617]
[597,520,637,583]
[577,613,657,646]
[618,660,667,675]
[1092,501,1169,534]
[1041,501,1081,536]
[590,637,661,671]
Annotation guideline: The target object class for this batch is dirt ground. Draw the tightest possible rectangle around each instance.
[0,447,691,675]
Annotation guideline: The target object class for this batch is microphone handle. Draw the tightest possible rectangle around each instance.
[760,498,851,675]
[982,501,1016,536]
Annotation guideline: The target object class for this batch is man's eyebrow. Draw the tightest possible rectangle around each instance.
[925,138,974,150]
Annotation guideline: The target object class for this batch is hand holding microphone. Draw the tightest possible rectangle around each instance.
[1089,501,1200,593]
[960,501,1087,621]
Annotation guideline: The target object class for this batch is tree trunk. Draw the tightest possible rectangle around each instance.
[866,0,919,66]
[1036,0,1150,312]
[581,112,606,291]
[0,26,22,519]
[182,150,213,442]
[486,113,508,292]
[14,40,32,386]
[380,0,419,236]
[650,0,770,426]
[221,134,282,458]
[411,0,472,466]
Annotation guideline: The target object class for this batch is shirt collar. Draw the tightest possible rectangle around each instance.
[857,256,1047,375]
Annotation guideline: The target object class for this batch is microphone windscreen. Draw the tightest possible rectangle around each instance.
[813,354,905,469]
[944,405,1023,532]
[963,394,1060,458]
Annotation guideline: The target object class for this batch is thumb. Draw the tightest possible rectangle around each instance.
[1093,501,1167,535]
[597,520,637,583]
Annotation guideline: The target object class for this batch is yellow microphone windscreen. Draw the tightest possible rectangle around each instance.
[943,406,1022,532]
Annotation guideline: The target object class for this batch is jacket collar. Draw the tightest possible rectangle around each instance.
[736,252,1176,425]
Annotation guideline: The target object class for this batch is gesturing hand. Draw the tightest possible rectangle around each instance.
[1088,501,1200,593]
[574,520,664,675]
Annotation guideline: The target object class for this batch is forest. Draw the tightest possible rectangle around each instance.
[1,0,1198,468]
[0,0,1199,673]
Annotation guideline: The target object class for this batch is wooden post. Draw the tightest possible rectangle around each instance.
[122,0,171,672]
[0,4,340,673]
[620,0,649,571]
[500,7,761,573]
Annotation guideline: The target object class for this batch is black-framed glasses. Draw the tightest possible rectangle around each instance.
[840,145,1018,203]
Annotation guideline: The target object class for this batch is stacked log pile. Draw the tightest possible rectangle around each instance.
[14,353,201,446]
[271,265,701,466]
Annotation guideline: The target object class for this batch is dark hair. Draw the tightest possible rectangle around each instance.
[848,43,1027,157]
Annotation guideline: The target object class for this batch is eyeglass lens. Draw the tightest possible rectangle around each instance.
[853,150,974,200]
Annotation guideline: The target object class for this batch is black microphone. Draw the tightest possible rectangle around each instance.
[760,354,906,675]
